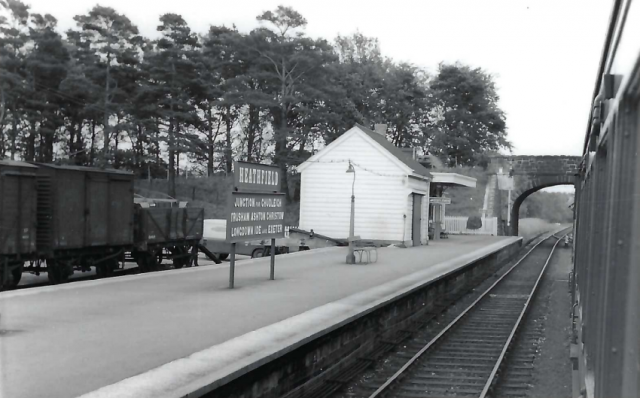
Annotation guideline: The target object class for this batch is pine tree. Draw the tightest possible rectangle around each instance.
[145,13,201,196]
[71,6,141,165]
[23,13,69,162]
[0,0,30,159]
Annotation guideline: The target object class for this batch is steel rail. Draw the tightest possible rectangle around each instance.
[478,229,568,398]
[366,228,570,398]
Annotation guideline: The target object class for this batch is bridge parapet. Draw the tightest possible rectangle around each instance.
[487,155,580,236]
[489,155,581,176]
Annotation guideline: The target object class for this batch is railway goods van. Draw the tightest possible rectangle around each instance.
[29,164,135,283]
[0,161,38,286]
[0,161,204,289]
[35,164,134,252]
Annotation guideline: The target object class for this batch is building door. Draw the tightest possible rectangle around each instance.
[412,194,423,246]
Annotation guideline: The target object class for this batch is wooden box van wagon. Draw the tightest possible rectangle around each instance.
[0,161,204,289]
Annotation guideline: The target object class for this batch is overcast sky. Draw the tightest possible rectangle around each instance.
[23,0,612,159]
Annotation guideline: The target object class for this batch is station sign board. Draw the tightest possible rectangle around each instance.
[228,161,285,243]
[429,197,452,205]
[233,161,281,193]
[226,161,286,287]
[226,192,286,243]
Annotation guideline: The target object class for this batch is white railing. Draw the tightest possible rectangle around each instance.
[444,216,498,236]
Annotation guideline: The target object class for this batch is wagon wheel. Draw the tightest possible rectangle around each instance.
[0,262,23,290]
[47,260,72,284]
[137,252,159,273]
[170,246,189,269]
[96,258,116,278]
[11,263,23,286]
[217,253,229,261]
[95,263,107,278]
[136,254,149,273]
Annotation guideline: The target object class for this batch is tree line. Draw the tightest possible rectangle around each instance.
[0,1,511,198]
[520,191,574,224]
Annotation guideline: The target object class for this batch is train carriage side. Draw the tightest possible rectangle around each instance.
[573,1,640,397]
[0,160,38,289]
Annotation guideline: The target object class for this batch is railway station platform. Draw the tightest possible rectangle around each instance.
[0,235,521,398]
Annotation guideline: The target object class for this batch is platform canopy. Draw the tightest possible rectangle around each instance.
[430,172,477,188]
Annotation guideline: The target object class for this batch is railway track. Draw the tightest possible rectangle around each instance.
[327,230,569,398]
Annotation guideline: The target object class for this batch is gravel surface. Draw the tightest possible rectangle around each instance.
[525,242,573,398]
[495,237,573,398]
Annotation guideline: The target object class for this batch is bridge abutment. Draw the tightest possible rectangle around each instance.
[488,156,581,236]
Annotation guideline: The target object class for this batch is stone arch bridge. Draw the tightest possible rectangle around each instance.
[487,156,581,236]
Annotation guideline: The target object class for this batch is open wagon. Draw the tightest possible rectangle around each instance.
[132,191,204,271]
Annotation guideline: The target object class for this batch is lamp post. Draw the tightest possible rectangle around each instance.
[346,161,356,264]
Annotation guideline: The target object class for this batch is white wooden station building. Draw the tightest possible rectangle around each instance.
[297,124,476,246]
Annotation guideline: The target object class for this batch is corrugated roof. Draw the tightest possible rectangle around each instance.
[355,124,432,178]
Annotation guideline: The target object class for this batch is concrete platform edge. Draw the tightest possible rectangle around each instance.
[78,237,522,398]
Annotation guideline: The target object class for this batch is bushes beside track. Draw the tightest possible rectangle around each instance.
[518,218,556,243]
